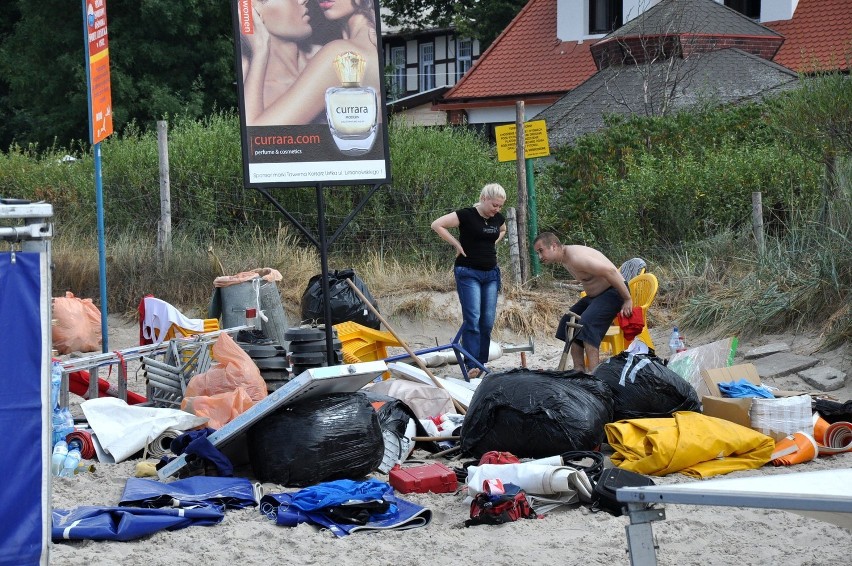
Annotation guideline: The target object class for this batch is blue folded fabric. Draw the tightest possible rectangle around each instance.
[718,379,775,399]
[119,476,257,510]
[260,479,432,537]
[171,427,234,477]
[52,505,224,541]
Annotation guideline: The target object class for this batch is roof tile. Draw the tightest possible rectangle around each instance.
[444,0,851,106]
[764,0,852,72]
[443,0,597,101]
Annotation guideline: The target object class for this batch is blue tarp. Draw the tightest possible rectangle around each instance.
[0,252,49,565]
[119,476,257,510]
[53,475,257,542]
[52,505,224,541]
[260,479,432,537]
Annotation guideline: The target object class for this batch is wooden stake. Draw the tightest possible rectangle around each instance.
[557,310,582,371]
[345,279,467,414]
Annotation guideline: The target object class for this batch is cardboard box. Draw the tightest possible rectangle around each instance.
[699,363,802,430]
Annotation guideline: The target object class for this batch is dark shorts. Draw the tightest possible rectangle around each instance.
[555,285,625,348]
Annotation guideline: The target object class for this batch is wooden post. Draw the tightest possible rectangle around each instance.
[505,207,522,284]
[157,121,172,260]
[751,191,764,255]
[515,101,529,283]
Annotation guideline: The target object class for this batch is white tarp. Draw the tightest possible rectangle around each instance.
[81,397,208,463]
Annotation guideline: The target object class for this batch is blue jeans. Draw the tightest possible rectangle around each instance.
[454,265,501,365]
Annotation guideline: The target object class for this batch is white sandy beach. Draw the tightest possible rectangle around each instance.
[50,311,852,566]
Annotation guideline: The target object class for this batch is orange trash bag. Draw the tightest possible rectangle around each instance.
[52,292,102,354]
[184,332,267,402]
[181,388,255,430]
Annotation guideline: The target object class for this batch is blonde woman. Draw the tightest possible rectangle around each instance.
[431,184,507,378]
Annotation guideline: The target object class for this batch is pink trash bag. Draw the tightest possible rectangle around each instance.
[182,388,255,430]
[52,292,102,354]
[184,332,267,402]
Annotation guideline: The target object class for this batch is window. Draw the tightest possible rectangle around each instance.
[457,39,472,79]
[724,0,760,19]
[419,42,435,91]
[390,47,405,99]
[589,0,623,35]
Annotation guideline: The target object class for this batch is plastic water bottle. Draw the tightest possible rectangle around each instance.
[50,361,62,411]
[52,406,75,447]
[51,440,68,476]
[59,448,81,478]
[51,410,65,446]
[669,327,682,354]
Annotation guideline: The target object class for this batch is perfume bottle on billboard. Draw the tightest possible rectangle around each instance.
[325,51,378,156]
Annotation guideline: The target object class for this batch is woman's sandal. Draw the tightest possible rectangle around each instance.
[467,367,482,379]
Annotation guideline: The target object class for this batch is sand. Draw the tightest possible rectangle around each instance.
[49,308,852,566]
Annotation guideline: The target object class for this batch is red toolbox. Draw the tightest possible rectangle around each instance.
[389,463,458,494]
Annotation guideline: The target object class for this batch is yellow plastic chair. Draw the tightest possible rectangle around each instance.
[599,272,659,356]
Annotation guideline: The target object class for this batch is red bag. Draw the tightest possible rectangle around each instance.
[465,483,537,527]
[478,451,520,465]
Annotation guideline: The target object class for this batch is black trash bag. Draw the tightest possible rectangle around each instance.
[300,268,381,329]
[460,368,614,459]
[362,391,441,453]
[592,352,702,421]
[814,399,852,424]
[246,392,384,486]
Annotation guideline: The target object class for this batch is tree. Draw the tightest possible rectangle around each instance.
[769,72,852,224]
[596,0,707,118]
[0,0,236,151]
[381,0,527,49]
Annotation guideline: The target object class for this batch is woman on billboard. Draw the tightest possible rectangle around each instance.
[241,0,381,127]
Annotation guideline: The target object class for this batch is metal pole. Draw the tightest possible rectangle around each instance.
[515,101,529,283]
[315,185,336,366]
[526,158,540,276]
[94,142,109,352]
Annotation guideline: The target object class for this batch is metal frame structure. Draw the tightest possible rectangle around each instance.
[617,469,852,566]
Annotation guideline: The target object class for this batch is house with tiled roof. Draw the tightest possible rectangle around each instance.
[537,0,800,147]
[434,0,852,141]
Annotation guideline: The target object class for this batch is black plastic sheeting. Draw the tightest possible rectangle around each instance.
[592,352,702,421]
[247,392,384,486]
[300,268,381,329]
[460,369,614,459]
[814,399,852,424]
[362,391,441,453]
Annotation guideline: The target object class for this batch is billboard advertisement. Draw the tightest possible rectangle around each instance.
[231,0,391,188]
[84,0,114,144]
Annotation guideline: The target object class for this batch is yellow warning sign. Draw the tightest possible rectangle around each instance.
[495,120,550,162]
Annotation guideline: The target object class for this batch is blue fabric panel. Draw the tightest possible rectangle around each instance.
[52,505,224,542]
[119,476,256,510]
[0,253,46,565]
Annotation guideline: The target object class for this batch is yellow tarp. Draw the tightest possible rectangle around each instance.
[606,411,774,478]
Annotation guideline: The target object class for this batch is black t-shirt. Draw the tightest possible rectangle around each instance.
[454,207,505,270]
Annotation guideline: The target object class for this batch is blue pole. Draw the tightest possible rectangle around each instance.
[94,143,109,352]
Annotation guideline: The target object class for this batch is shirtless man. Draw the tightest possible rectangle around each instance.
[533,232,632,372]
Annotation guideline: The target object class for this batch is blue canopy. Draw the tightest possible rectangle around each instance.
[0,252,50,565]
